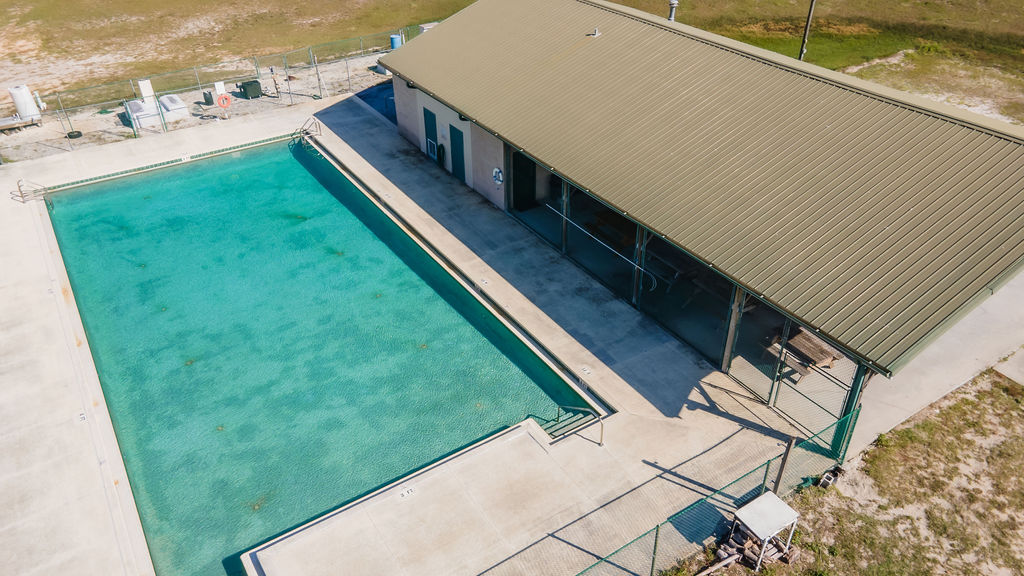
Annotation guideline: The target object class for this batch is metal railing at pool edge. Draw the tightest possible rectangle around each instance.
[554,404,604,446]
[11,179,48,203]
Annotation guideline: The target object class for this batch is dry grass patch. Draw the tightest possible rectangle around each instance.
[663,369,1024,576]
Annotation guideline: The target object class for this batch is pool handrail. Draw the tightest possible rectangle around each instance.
[555,404,604,446]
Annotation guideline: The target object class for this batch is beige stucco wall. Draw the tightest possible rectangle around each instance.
[391,78,507,209]
[417,92,474,188]
[393,79,419,145]
[470,122,505,209]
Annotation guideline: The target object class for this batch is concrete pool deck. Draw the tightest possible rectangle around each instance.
[240,98,804,576]
[2,88,1022,576]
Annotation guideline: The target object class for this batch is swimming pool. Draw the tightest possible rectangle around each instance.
[48,140,587,576]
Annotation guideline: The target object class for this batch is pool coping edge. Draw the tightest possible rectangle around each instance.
[32,199,158,576]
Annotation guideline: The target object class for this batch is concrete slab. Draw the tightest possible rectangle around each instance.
[996,347,1024,385]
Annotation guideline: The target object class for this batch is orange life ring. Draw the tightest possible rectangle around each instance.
[217,94,231,109]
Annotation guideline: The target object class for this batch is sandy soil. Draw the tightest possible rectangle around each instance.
[0,52,391,162]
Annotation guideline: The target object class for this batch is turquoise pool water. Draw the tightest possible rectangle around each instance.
[48,142,583,576]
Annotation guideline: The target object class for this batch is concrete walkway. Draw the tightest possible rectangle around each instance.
[243,97,801,576]
[0,96,345,576]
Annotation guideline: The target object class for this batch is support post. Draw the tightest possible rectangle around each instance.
[798,0,817,61]
[56,92,73,150]
[831,363,868,459]
[284,54,294,105]
[254,56,261,79]
[631,226,645,307]
[311,48,324,99]
[193,66,202,92]
[768,320,791,407]
[721,287,743,372]
[649,523,661,576]
[156,94,168,132]
[773,437,797,494]
[760,459,771,495]
[560,180,569,254]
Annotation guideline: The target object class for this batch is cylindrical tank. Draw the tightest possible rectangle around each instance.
[9,85,41,121]
[390,34,403,50]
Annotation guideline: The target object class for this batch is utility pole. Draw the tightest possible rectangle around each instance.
[798,0,817,61]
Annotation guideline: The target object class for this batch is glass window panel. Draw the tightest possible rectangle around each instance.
[565,187,637,299]
[638,236,731,363]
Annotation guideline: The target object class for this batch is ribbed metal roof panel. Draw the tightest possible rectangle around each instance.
[380,0,1024,374]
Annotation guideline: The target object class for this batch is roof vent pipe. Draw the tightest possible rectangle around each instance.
[668,0,678,21]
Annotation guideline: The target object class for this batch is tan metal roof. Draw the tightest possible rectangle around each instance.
[380,0,1024,375]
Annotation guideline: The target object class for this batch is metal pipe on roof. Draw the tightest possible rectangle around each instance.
[667,0,678,21]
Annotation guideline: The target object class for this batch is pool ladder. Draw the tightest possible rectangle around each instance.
[10,178,48,203]
[292,119,325,159]
[542,405,604,445]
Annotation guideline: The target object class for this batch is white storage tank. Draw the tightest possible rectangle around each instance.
[8,85,41,121]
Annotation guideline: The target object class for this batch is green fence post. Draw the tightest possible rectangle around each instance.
[311,47,324,99]
[193,66,202,92]
[831,364,868,460]
[283,53,293,105]
[760,460,771,495]
[55,92,74,150]
[774,437,797,495]
[838,405,861,462]
[254,56,261,79]
[649,523,660,576]
[155,92,168,133]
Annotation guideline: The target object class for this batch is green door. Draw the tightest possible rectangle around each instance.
[449,125,465,183]
[423,108,437,159]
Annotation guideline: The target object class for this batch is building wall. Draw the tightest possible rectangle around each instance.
[417,92,474,188]
[470,122,505,209]
[393,79,419,144]
[392,78,506,209]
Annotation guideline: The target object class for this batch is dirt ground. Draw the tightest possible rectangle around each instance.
[0,52,391,163]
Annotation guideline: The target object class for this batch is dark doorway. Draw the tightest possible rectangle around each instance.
[450,125,465,183]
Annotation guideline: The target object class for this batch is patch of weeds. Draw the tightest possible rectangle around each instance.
[914,38,948,56]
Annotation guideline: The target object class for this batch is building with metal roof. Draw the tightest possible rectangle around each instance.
[379,0,1024,437]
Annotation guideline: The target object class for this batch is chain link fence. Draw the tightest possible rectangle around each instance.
[575,406,860,576]
[2,25,427,162]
